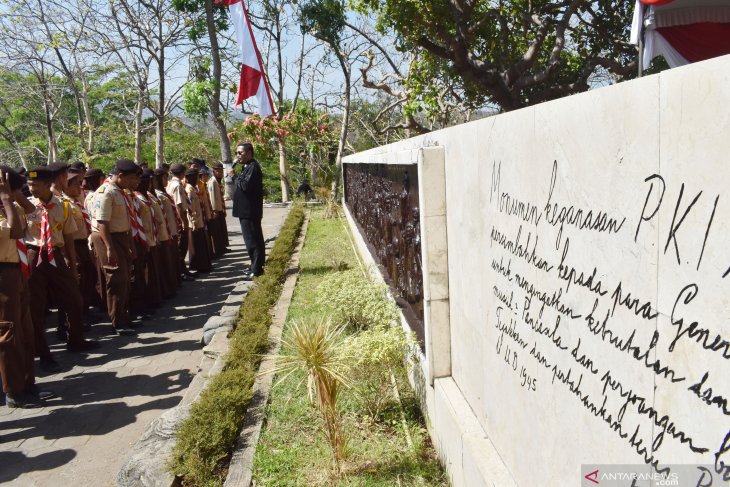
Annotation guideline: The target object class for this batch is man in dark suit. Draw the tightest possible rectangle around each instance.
[229,142,265,278]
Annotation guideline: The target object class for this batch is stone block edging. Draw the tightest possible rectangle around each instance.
[223,212,310,487]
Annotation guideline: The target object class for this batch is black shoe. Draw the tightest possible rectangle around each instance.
[28,385,57,401]
[6,394,43,409]
[56,327,68,341]
[128,320,144,329]
[38,357,62,373]
[114,326,137,336]
[184,270,198,277]
[181,274,195,282]
[66,339,101,353]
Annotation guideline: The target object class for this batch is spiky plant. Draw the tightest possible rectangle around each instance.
[266,317,351,472]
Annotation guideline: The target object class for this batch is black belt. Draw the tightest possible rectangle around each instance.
[0,262,19,269]
[26,244,64,253]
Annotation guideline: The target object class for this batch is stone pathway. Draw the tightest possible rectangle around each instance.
[0,206,290,487]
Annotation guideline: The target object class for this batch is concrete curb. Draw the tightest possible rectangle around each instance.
[223,211,310,487]
[116,211,290,487]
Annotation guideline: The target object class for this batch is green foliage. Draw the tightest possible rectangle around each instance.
[170,205,306,486]
[182,81,215,121]
[171,0,230,42]
[299,0,346,45]
[316,270,398,331]
[353,0,640,111]
[342,323,414,418]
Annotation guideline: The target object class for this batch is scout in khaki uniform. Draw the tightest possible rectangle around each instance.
[22,166,97,358]
[184,168,212,272]
[149,169,177,297]
[0,167,41,408]
[83,168,106,310]
[154,168,185,288]
[91,160,138,336]
[207,164,228,257]
[63,171,97,317]
[167,164,194,279]
[133,170,162,308]
[212,162,230,249]
[190,159,214,257]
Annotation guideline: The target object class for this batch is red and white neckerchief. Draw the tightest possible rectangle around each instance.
[122,190,148,247]
[135,191,157,245]
[36,200,57,267]
[75,195,92,233]
[158,190,183,235]
[0,205,30,277]
[150,192,172,241]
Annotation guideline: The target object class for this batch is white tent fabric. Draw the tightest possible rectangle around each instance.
[630,0,730,69]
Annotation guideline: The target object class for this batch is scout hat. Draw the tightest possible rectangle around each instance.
[212,162,224,169]
[141,168,153,180]
[70,162,86,173]
[170,163,186,176]
[27,166,55,181]
[184,167,199,177]
[0,165,26,191]
[47,162,69,174]
[115,159,140,175]
[84,168,104,180]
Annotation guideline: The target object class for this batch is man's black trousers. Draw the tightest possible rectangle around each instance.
[239,218,265,275]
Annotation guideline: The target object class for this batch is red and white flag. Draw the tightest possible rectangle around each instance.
[224,0,276,117]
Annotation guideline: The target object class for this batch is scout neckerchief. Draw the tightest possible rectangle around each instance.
[76,194,92,233]
[134,191,157,245]
[0,204,30,278]
[35,198,57,267]
[122,189,148,248]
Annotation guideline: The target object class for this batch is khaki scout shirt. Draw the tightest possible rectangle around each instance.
[92,182,131,233]
[66,195,90,241]
[0,203,25,263]
[84,190,96,214]
[156,190,179,238]
[198,180,212,220]
[25,195,77,248]
[166,177,188,215]
[134,192,156,247]
[207,178,224,213]
[149,195,169,242]
[185,184,205,230]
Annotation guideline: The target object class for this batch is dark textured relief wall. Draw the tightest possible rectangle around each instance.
[343,163,425,347]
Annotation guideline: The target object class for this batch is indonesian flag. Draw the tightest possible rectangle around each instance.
[224,0,276,118]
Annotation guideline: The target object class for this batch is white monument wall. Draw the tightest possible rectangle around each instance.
[343,54,730,486]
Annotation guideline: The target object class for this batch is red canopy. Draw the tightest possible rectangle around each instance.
[632,0,730,68]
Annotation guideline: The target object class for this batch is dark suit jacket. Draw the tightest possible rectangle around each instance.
[232,159,264,220]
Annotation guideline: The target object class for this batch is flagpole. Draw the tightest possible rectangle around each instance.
[638,3,644,77]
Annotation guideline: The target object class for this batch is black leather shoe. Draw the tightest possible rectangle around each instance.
[28,385,57,401]
[66,339,101,353]
[38,357,62,373]
[181,274,195,282]
[114,326,137,336]
[6,394,43,409]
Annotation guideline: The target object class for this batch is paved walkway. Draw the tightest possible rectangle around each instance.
[0,206,290,487]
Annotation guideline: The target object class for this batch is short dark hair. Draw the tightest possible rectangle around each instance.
[237,142,254,157]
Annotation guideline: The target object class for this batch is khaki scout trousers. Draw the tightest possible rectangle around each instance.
[0,265,33,395]
[90,232,132,330]
[27,246,85,351]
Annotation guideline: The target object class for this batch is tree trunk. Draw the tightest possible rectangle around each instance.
[42,90,58,165]
[134,87,144,165]
[81,76,95,156]
[204,0,232,164]
[155,28,165,168]
[278,139,291,202]
[332,53,351,200]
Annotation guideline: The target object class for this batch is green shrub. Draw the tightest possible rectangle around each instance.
[341,323,415,418]
[315,270,398,330]
[169,205,306,486]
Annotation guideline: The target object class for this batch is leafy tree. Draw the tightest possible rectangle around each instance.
[353,0,638,111]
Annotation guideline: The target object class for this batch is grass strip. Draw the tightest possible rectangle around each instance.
[252,211,447,486]
[169,205,306,487]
